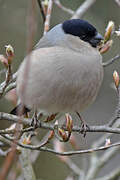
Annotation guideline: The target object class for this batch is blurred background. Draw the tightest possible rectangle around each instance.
[0,0,120,179]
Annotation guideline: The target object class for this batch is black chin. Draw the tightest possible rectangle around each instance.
[88,39,101,48]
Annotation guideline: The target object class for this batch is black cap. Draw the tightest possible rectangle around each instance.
[62,19,103,47]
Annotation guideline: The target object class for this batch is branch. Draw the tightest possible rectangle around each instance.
[96,166,120,180]
[102,54,120,67]
[19,134,37,180]
[37,0,46,23]
[91,84,120,149]
[92,119,120,149]
[43,0,53,35]
[0,64,12,98]
[0,72,17,98]
[1,112,120,135]
[53,139,84,176]
[85,84,120,179]
[0,126,35,135]
[2,134,120,156]
[115,0,120,7]
[62,158,83,176]
[72,0,96,19]
[108,85,120,127]
[4,82,16,95]
[86,145,120,179]
[54,0,74,15]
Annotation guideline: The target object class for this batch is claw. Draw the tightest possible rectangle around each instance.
[31,110,40,128]
[76,112,89,137]
[81,122,90,137]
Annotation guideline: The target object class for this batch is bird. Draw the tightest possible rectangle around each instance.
[11,19,103,130]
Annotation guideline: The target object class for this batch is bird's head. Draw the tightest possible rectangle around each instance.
[35,19,103,49]
[62,19,103,48]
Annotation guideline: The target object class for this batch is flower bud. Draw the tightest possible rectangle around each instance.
[104,21,115,42]
[43,0,49,6]
[113,70,119,88]
[22,136,31,145]
[45,113,57,122]
[5,44,14,64]
[65,113,73,133]
[42,0,48,15]
[58,128,67,141]
[100,40,113,54]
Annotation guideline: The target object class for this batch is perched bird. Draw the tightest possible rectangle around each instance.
[11,19,103,128]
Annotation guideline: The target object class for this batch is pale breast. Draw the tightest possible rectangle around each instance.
[17,46,103,113]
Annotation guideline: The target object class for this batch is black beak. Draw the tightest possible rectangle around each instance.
[89,32,103,48]
[94,32,104,41]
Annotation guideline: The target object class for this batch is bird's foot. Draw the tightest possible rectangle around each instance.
[81,122,90,137]
[31,111,40,128]
[76,112,89,137]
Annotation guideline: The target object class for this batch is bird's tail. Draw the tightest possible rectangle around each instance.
[10,104,30,115]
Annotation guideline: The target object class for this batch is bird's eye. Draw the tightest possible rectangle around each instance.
[81,34,86,39]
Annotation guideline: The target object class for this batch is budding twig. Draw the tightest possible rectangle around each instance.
[0,63,12,98]
[43,0,53,35]
[2,134,120,156]
[0,45,15,99]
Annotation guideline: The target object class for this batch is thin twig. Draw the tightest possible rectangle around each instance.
[0,126,35,135]
[54,0,74,15]
[92,120,120,150]
[37,0,46,23]
[115,0,120,7]
[44,0,53,35]
[63,158,83,176]
[86,145,120,180]
[2,134,120,156]
[0,72,17,99]
[53,138,84,176]
[72,0,96,19]
[96,166,120,180]
[108,85,120,127]
[102,54,120,67]
[4,82,16,94]
[85,84,120,179]
[0,64,12,98]
[92,84,120,149]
